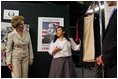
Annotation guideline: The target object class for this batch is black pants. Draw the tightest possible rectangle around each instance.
[104,65,117,78]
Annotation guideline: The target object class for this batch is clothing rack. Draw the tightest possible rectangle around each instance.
[81,1,96,78]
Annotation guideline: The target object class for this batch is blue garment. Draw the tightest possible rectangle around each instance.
[109,8,117,20]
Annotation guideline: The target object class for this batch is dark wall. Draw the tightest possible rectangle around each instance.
[1,1,69,78]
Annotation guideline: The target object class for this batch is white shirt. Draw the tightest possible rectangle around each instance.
[104,1,117,29]
[48,38,80,58]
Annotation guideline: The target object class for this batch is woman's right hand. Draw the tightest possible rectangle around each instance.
[7,64,13,71]
[52,46,62,54]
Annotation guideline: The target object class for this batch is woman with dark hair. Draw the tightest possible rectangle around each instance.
[48,26,81,78]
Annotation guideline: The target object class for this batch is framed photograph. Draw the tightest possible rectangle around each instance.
[37,17,64,52]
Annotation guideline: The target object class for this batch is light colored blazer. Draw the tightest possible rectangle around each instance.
[6,30,34,65]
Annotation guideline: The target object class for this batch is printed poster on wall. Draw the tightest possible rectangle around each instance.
[1,22,13,66]
[3,9,19,20]
[37,17,64,52]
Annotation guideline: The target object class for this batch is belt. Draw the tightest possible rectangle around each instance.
[14,45,27,48]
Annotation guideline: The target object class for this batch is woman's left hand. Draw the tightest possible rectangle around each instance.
[29,59,33,65]
[79,39,81,45]
[78,39,81,48]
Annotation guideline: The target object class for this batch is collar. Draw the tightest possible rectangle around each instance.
[57,37,66,41]
[13,29,25,40]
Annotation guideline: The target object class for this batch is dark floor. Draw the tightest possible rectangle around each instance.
[75,67,96,78]
[2,66,96,78]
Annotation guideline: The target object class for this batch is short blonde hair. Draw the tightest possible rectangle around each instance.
[11,16,24,28]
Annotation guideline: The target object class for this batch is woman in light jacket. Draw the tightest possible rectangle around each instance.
[6,16,34,78]
[48,26,81,78]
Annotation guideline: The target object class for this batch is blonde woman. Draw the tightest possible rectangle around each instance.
[6,16,34,78]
